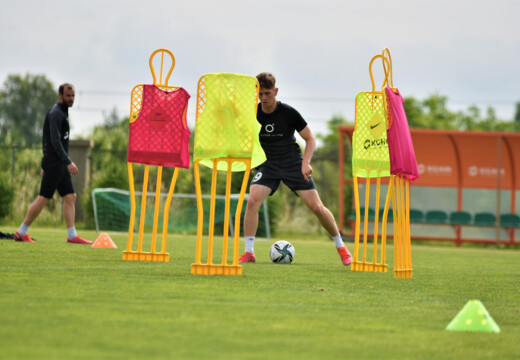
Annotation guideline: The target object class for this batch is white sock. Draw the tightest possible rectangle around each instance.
[332,234,344,249]
[18,223,30,236]
[245,236,255,253]
[67,227,78,239]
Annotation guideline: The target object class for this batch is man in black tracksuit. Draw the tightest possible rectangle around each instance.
[14,83,91,244]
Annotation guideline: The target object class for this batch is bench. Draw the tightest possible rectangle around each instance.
[351,208,519,227]
[349,208,520,245]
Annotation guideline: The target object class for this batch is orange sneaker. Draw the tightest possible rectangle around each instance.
[67,236,93,245]
[238,252,256,263]
[14,232,35,243]
[337,246,352,266]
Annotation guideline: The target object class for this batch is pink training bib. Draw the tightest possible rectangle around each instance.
[385,86,419,181]
[128,85,191,168]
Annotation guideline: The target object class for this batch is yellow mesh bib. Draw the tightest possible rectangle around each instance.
[193,73,266,172]
[352,91,391,178]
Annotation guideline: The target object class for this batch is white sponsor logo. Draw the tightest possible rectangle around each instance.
[468,166,505,178]
[265,124,274,133]
[64,131,69,140]
[417,164,452,176]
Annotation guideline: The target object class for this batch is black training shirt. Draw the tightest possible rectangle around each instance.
[42,102,71,166]
[257,101,307,166]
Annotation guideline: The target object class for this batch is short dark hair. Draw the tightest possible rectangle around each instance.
[59,83,74,95]
[256,72,276,89]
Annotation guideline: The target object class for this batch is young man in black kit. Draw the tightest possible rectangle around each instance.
[14,83,92,245]
[239,73,352,265]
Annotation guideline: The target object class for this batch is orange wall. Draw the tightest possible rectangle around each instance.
[413,132,458,187]
[339,127,520,191]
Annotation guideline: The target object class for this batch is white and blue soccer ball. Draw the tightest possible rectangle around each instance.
[270,240,295,264]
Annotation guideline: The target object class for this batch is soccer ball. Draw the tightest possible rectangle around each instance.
[270,240,295,264]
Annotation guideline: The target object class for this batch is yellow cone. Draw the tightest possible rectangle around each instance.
[446,300,500,333]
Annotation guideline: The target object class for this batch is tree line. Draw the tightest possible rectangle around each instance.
[2,73,519,147]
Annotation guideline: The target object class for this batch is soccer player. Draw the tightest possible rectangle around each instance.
[14,83,92,244]
[239,72,352,265]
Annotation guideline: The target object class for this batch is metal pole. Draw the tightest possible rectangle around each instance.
[338,129,345,232]
[88,149,94,189]
[11,145,16,183]
[496,136,502,244]
[262,199,271,239]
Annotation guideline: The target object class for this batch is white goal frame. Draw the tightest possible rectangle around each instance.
[91,187,271,238]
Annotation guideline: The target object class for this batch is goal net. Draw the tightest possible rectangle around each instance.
[91,188,271,238]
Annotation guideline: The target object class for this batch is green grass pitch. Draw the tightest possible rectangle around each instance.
[1,228,520,359]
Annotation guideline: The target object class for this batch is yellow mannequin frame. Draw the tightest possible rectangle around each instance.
[123,49,187,262]
[191,158,251,275]
[351,49,412,278]
[190,74,260,275]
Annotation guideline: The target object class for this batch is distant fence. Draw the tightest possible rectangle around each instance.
[0,145,40,182]
[1,144,347,233]
[0,141,90,221]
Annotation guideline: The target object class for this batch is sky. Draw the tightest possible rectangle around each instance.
[1,0,519,139]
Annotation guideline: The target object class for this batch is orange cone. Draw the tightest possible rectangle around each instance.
[92,233,117,248]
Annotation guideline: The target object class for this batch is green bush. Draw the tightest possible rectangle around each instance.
[0,175,14,219]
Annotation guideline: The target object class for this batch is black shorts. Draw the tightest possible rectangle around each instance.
[251,161,316,195]
[39,162,75,199]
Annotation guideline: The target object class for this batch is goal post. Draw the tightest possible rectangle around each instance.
[91,188,270,238]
